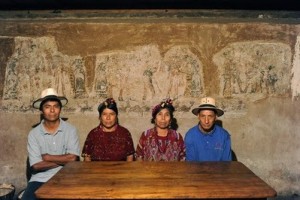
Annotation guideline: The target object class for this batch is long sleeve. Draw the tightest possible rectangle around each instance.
[222,133,232,161]
[184,130,196,161]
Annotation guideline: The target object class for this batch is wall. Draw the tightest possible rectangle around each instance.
[0,10,299,198]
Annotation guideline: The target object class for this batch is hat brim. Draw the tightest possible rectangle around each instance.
[32,96,68,109]
[192,106,224,117]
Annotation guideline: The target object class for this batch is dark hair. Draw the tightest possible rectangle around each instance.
[39,98,62,111]
[151,99,178,130]
[98,98,118,116]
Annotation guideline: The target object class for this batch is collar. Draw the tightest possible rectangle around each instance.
[40,118,63,135]
[99,124,119,133]
[198,124,216,136]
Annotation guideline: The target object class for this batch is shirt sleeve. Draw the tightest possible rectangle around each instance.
[135,131,147,160]
[177,133,186,161]
[28,131,43,167]
[66,127,81,156]
[184,130,196,161]
[125,130,135,156]
[222,133,232,161]
[82,130,93,156]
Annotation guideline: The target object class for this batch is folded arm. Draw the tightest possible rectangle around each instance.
[32,153,79,172]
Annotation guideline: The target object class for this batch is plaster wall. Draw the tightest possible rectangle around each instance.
[0,10,299,198]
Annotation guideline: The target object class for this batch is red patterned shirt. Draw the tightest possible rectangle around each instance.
[82,125,135,161]
[136,128,186,161]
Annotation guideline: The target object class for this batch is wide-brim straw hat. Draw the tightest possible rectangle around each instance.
[32,88,68,109]
[192,97,224,117]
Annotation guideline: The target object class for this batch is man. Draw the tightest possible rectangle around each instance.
[22,88,80,200]
[184,97,232,161]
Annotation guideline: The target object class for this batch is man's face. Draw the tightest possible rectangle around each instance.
[42,101,61,122]
[198,109,217,133]
[100,108,117,131]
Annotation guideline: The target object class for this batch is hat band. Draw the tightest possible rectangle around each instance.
[199,104,217,108]
[44,95,59,99]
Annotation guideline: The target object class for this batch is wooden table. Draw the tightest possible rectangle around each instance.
[35,161,276,200]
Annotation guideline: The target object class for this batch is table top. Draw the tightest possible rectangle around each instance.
[35,161,276,199]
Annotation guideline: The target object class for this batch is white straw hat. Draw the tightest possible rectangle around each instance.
[192,97,224,117]
[32,88,68,109]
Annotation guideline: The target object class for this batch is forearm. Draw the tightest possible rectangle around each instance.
[31,160,60,172]
[43,153,79,165]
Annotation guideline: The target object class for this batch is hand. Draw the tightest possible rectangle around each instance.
[42,154,51,161]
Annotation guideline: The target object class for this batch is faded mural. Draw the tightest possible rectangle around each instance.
[214,41,292,99]
[0,36,294,114]
[1,36,205,113]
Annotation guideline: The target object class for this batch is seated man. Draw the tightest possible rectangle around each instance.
[22,88,80,200]
[184,97,232,161]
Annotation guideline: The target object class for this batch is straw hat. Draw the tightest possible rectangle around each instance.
[32,88,68,109]
[192,97,224,117]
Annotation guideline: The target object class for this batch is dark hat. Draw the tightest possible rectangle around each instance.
[152,98,175,118]
[192,97,224,117]
[32,88,68,109]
